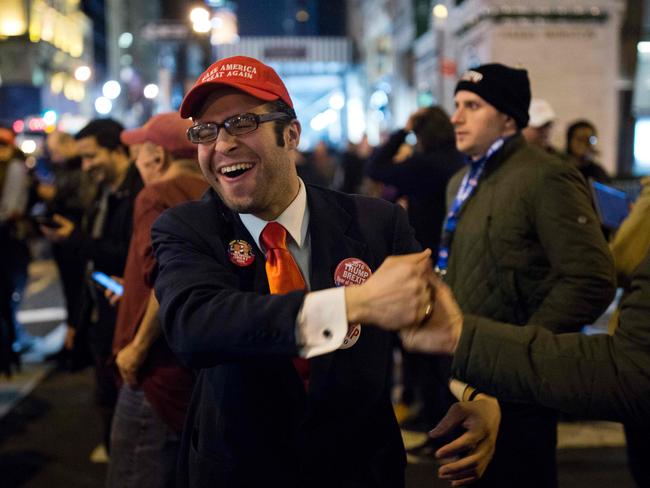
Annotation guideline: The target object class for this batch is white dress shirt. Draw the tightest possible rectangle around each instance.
[239,179,348,358]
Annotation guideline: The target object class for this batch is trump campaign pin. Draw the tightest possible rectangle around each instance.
[334,258,372,349]
[228,240,255,267]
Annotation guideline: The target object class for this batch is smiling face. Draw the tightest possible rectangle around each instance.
[76,136,117,185]
[193,89,301,220]
[451,91,514,160]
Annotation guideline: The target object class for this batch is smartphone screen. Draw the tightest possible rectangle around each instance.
[91,271,124,296]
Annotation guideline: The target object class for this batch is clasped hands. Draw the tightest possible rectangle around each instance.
[344,249,463,355]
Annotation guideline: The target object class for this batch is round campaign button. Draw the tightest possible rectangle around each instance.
[340,323,361,349]
[333,258,372,287]
[334,258,372,350]
[228,240,255,267]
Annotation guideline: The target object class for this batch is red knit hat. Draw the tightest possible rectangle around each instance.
[121,112,196,158]
[179,55,293,119]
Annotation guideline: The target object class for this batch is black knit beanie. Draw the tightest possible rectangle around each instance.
[455,63,531,129]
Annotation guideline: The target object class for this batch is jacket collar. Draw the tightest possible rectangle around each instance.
[481,133,526,178]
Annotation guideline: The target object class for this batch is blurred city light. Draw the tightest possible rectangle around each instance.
[28,118,46,131]
[191,7,212,33]
[0,0,28,37]
[634,118,650,171]
[95,97,113,115]
[637,42,650,54]
[143,83,159,99]
[347,98,366,143]
[211,9,239,44]
[20,140,37,154]
[74,65,92,82]
[120,67,135,82]
[310,109,338,131]
[296,10,310,22]
[12,120,24,133]
[432,4,449,19]
[369,90,389,108]
[329,92,345,110]
[190,7,210,24]
[42,110,57,126]
[118,32,133,49]
[102,80,122,99]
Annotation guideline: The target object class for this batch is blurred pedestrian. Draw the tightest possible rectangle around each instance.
[565,119,611,183]
[39,131,95,356]
[367,106,463,252]
[334,136,371,194]
[106,112,208,488]
[522,98,560,156]
[0,127,32,358]
[366,106,463,436]
[40,118,143,461]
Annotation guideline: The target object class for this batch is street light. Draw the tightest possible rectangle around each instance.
[95,97,112,114]
[74,65,92,82]
[432,4,448,20]
[143,84,159,99]
[190,7,211,33]
[102,80,121,99]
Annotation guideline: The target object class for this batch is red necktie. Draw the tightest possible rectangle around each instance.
[260,222,310,388]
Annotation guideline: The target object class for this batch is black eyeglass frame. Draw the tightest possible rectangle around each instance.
[187,112,292,144]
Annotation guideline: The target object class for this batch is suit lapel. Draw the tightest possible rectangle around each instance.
[306,187,368,381]
[230,213,269,294]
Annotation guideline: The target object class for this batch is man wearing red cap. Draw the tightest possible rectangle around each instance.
[151,56,500,487]
[106,112,208,488]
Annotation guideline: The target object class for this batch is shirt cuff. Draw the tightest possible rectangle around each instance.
[296,287,348,358]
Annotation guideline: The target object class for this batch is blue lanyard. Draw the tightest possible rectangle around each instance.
[436,138,505,274]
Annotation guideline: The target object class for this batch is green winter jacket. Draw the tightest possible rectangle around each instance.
[452,251,650,426]
[444,134,615,331]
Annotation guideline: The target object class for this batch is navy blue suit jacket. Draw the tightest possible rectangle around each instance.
[152,185,419,487]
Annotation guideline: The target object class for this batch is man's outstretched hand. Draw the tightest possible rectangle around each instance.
[430,395,501,486]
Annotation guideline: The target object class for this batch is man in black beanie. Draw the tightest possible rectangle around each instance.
[434,63,616,487]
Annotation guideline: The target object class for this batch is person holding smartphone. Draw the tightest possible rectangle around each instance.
[105,112,209,488]
[40,119,143,462]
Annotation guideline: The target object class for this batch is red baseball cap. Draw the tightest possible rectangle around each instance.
[121,112,196,158]
[179,55,293,119]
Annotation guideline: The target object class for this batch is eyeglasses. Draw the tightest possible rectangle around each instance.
[187,112,291,144]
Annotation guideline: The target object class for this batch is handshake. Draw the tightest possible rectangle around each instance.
[345,249,463,355]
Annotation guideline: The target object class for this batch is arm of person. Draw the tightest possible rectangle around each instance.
[528,165,616,330]
[115,290,161,386]
[152,204,433,369]
[403,255,650,426]
[609,176,650,278]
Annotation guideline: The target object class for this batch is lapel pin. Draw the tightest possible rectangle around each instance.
[334,258,373,349]
[228,239,255,267]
